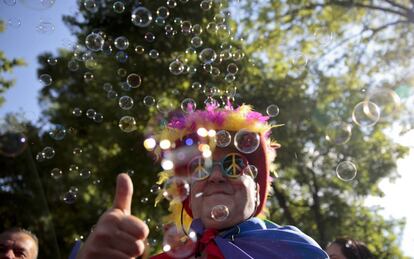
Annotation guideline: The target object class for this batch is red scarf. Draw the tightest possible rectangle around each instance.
[151,228,225,259]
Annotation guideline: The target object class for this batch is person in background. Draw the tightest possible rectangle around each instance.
[0,228,38,259]
[75,105,329,259]
[326,237,375,259]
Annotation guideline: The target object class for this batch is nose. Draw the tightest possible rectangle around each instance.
[208,165,226,183]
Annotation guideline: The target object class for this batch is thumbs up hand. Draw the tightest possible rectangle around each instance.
[77,173,149,259]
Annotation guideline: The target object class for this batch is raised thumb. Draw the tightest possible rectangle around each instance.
[112,173,133,215]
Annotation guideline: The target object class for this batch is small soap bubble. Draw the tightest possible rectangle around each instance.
[215,130,231,148]
[242,165,258,178]
[125,169,134,176]
[72,108,82,117]
[84,0,98,13]
[47,57,58,66]
[224,73,236,82]
[234,129,260,154]
[112,1,125,13]
[211,205,229,221]
[192,82,202,89]
[366,88,401,121]
[63,190,78,204]
[0,132,28,157]
[166,0,177,8]
[118,116,137,133]
[266,104,280,117]
[162,177,190,202]
[190,36,203,48]
[199,48,217,64]
[119,96,134,110]
[39,74,52,86]
[163,225,196,258]
[155,16,166,26]
[157,98,175,114]
[107,90,118,99]
[209,67,220,77]
[50,168,63,180]
[336,161,357,181]
[181,20,192,34]
[181,98,197,113]
[69,164,79,173]
[42,146,55,159]
[35,20,55,34]
[115,51,128,63]
[134,45,145,54]
[83,72,94,82]
[143,96,156,106]
[49,125,66,141]
[204,97,218,107]
[92,179,101,185]
[69,186,79,194]
[86,109,96,119]
[156,6,170,18]
[200,0,212,11]
[149,49,159,59]
[73,147,82,155]
[36,151,46,162]
[140,197,149,203]
[117,68,127,77]
[126,73,142,88]
[169,60,185,75]
[85,33,104,51]
[352,101,380,127]
[144,32,156,43]
[7,18,21,29]
[93,113,103,123]
[232,49,244,61]
[114,36,129,50]
[79,168,91,179]
[325,122,352,145]
[68,60,79,71]
[206,22,217,33]
[131,7,153,27]
[227,63,238,74]
[150,184,161,194]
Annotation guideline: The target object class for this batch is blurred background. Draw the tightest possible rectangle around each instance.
[0,0,413,258]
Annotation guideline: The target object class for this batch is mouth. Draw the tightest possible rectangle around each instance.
[205,191,230,197]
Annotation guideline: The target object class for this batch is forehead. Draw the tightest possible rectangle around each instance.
[0,232,35,248]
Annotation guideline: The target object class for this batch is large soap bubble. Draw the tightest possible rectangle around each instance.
[131,7,153,27]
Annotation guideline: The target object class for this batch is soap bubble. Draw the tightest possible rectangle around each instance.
[69,164,79,173]
[7,18,21,29]
[0,132,28,157]
[166,0,177,8]
[242,165,258,179]
[62,190,78,204]
[162,225,196,258]
[83,0,98,13]
[192,82,202,89]
[266,104,280,117]
[93,113,103,123]
[234,129,260,154]
[86,109,96,119]
[156,6,170,18]
[36,151,46,162]
[181,20,192,34]
[35,20,55,34]
[47,57,58,65]
[39,74,52,86]
[204,97,218,107]
[200,0,212,11]
[112,1,125,13]
[49,125,66,141]
[352,101,380,127]
[366,88,401,121]
[132,7,153,27]
[224,73,236,82]
[181,98,197,113]
[325,122,352,145]
[115,51,128,63]
[107,90,118,99]
[143,96,156,106]
[199,48,217,64]
[50,168,63,180]
[83,72,94,82]
[85,33,105,51]
[144,32,156,42]
[336,161,357,181]
[227,63,238,74]
[73,147,82,155]
[169,60,185,75]
[114,36,129,50]
[162,177,190,202]
[150,184,161,194]
[72,108,82,117]
[215,130,231,148]
[149,49,159,59]
[79,168,91,179]
[20,0,56,10]
[126,73,142,88]
[140,197,149,203]
[134,45,145,54]
[119,116,137,133]
[42,146,55,159]
[157,98,175,114]
[206,22,217,33]
[119,96,134,110]
[211,205,229,221]
[68,60,79,71]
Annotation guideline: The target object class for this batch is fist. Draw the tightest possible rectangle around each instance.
[77,173,149,259]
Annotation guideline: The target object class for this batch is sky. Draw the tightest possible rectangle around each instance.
[0,0,413,257]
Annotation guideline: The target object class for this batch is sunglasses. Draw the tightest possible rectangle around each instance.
[188,153,257,181]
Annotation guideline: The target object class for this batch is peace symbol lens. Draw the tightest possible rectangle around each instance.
[188,153,250,181]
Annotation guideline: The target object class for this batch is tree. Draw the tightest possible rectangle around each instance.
[0,20,26,107]
[1,0,412,258]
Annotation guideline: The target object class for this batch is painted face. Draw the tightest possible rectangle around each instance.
[0,232,37,259]
[326,243,347,259]
[189,146,259,229]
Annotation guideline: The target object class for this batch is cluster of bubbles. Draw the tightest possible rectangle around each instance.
[35,146,55,161]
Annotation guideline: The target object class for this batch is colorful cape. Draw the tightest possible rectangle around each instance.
[151,217,329,259]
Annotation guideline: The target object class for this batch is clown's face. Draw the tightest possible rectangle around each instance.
[189,147,259,229]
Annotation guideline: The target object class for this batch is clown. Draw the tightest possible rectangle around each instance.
[74,105,328,259]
